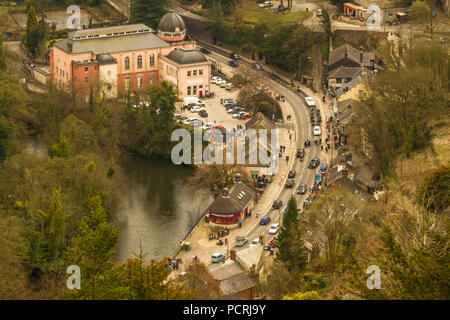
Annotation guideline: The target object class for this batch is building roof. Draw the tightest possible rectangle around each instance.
[209,182,255,215]
[209,260,246,281]
[330,176,370,200]
[329,44,375,69]
[95,54,117,64]
[328,66,362,79]
[235,245,264,271]
[353,164,376,187]
[68,24,154,39]
[219,272,258,296]
[245,112,275,131]
[166,48,208,65]
[54,32,169,54]
[158,10,186,32]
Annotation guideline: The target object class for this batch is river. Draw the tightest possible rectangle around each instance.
[115,154,213,262]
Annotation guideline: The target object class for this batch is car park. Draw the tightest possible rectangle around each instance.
[305,96,315,107]
[297,183,307,194]
[313,125,321,136]
[211,253,225,263]
[272,200,283,209]
[308,158,320,169]
[285,179,295,188]
[260,216,271,225]
[235,236,248,247]
[269,223,280,234]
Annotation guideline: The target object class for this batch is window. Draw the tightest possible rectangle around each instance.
[187,71,191,77]
[56,67,58,73]
[125,57,130,70]
[85,67,88,73]
[193,70,197,76]
[62,70,65,77]
[150,73,155,85]
[138,76,143,88]
[199,69,203,75]
[193,86,197,95]
[150,54,155,66]
[137,55,142,68]
[388,12,393,16]
[187,86,191,95]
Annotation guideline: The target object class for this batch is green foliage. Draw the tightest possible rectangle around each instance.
[0,34,5,70]
[419,164,450,213]
[130,0,170,29]
[49,133,69,158]
[303,273,328,291]
[276,196,308,272]
[283,290,322,300]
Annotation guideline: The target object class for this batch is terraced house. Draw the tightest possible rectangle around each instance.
[49,11,211,101]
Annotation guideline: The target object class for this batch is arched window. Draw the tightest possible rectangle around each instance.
[125,57,130,70]
[150,54,155,66]
[137,55,142,69]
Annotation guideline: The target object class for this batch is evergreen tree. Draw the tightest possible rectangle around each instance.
[130,0,170,29]
[0,34,5,69]
[25,6,39,56]
[65,196,119,299]
[47,188,67,262]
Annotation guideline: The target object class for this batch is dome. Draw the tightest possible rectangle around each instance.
[166,49,207,65]
[158,10,186,33]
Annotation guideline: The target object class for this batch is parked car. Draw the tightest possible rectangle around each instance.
[232,113,241,118]
[191,106,203,113]
[296,148,305,160]
[308,158,320,169]
[235,236,248,247]
[252,62,263,70]
[297,183,307,194]
[211,253,225,263]
[317,8,322,16]
[199,110,208,118]
[305,96,315,107]
[220,81,227,88]
[288,170,296,178]
[315,173,322,183]
[250,238,260,247]
[260,216,271,225]
[269,223,280,234]
[229,60,239,67]
[221,97,234,104]
[259,1,273,8]
[200,47,211,54]
[226,83,233,90]
[313,125,321,136]
[227,108,236,114]
[272,200,283,209]
[229,52,240,60]
[285,179,295,188]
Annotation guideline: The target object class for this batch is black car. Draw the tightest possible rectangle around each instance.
[285,179,295,188]
[229,60,239,67]
[297,184,307,194]
[272,200,283,209]
[296,148,305,160]
[230,52,240,60]
[288,170,296,178]
[308,158,320,169]
[200,47,211,54]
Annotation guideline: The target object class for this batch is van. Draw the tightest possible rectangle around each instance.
[183,97,204,107]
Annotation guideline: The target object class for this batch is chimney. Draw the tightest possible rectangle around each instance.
[230,249,236,261]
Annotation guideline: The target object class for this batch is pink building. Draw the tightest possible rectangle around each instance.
[49,11,211,101]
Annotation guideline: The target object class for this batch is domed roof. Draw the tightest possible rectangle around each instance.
[96,54,116,63]
[166,49,207,65]
[158,10,186,33]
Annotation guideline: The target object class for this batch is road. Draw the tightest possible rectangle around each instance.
[201,44,326,258]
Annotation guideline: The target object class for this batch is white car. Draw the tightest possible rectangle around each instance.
[182,119,191,125]
[191,106,202,113]
[226,83,233,90]
[221,97,232,104]
[269,223,280,234]
[232,113,240,118]
[250,238,260,247]
[214,77,223,84]
[220,82,227,88]
[305,97,316,107]
[259,1,273,8]
[227,108,236,114]
[313,125,321,136]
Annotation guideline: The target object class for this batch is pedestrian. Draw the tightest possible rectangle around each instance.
[289,134,292,140]
[225,238,228,245]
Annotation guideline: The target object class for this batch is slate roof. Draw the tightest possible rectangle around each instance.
[208,261,246,281]
[68,24,154,39]
[245,112,275,131]
[330,176,369,200]
[219,272,258,296]
[209,182,255,215]
[166,49,208,65]
[235,245,264,271]
[54,32,169,54]
[329,44,375,69]
[354,164,376,187]
[328,66,362,79]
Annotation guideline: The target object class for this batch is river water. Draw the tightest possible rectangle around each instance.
[115,154,213,262]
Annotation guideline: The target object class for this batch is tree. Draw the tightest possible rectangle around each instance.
[276,196,308,272]
[320,8,331,50]
[65,196,119,299]
[409,1,436,39]
[419,164,450,213]
[0,34,5,69]
[130,0,170,29]
[47,188,67,262]
[25,6,39,57]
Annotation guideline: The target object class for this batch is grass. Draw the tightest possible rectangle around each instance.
[243,10,309,24]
